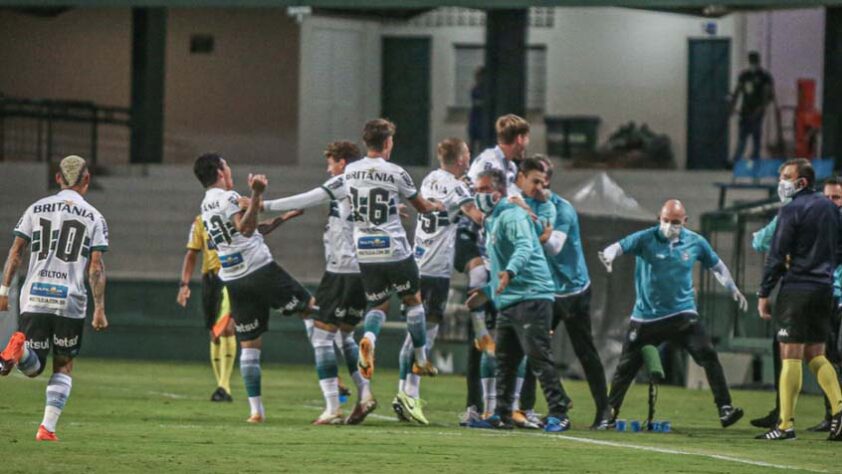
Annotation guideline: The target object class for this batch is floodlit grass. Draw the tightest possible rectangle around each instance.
[1,359,839,473]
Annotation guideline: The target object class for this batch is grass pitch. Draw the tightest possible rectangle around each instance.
[1,359,839,473]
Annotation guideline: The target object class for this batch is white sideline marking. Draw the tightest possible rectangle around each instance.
[485,430,826,473]
[148,391,189,399]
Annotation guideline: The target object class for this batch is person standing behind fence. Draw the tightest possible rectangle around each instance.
[756,159,842,440]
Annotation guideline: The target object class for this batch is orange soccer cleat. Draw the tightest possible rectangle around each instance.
[35,425,58,442]
[357,338,375,380]
[0,332,26,376]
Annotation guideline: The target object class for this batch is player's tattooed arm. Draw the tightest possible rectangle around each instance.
[235,174,267,236]
[257,210,304,235]
[88,251,108,331]
[0,237,27,311]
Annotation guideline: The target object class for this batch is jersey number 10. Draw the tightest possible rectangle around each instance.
[31,219,88,263]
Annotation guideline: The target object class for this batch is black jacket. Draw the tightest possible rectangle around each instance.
[759,188,842,297]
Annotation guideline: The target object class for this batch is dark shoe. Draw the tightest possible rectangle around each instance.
[829,410,842,441]
[755,427,796,440]
[223,390,233,402]
[210,387,227,402]
[719,405,744,428]
[806,418,831,432]
[591,406,612,430]
[345,395,377,425]
[750,409,779,429]
[486,414,514,430]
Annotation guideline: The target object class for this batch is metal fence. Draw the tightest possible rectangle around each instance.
[0,94,131,172]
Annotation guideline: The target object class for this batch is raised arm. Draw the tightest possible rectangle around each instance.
[234,174,267,237]
[408,194,444,214]
[263,187,330,213]
[88,250,108,331]
[0,237,27,311]
[460,201,484,225]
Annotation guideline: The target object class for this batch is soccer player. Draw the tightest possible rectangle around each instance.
[344,119,443,403]
[0,155,109,441]
[177,215,237,402]
[193,153,315,423]
[522,156,611,429]
[257,141,373,425]
[458,114,531,424]
[756,159,842,441]
[598,199,747,429]
[471,168,571,431]
[394,137,483,424]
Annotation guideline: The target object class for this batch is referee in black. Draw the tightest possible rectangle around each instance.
[756,158,842,441]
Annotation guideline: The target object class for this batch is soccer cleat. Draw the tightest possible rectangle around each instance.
[719,405,744,428]
[591,406,613,430]
[829,410,842,441]
[411,360,438,377]
[0,332,26,376]
[345,395,378,425]
[512,410,542,429]
[396,391,429,425]
[358,338,375,380]
[473,334,496,356]
[544,415,571,433]
[246,413,265,424]
[806,418,831,432]
[755,427,796,440]
[35,425,58,442]
[312,410,344,425]
[210,387,227,402]
[749,409,779,429]
[458,405,482,427]
[468,414,514,430]
[391,396,411,422]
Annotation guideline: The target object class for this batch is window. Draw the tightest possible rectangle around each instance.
[453,45,547,110]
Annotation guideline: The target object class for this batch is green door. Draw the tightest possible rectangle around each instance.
[687,38,731,170]
[382,37,431,167]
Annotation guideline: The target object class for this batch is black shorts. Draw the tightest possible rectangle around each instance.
[20,312,85,365]
[225,262,312,341]
[202,272,225,330]
[774,286,833,344]
[420,276,451,322]
[552,287,592,330]
[314,271,367,327]
[358,256,420,307]
[453,226,482,273]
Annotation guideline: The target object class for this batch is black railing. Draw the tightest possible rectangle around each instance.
[0,94,131,170]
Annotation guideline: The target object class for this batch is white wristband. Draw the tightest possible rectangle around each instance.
[0,285,9,297]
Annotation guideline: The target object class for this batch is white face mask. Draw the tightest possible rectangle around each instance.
[475,192,500,215]
[659,222,682,240]
[777,179,799,202]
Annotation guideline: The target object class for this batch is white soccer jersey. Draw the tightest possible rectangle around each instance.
[320,175,359,274]
[200,188,273,281]
[344,156,417,264]
[13,189,108,319]
[414,169,474,278]
[467,146,520,195]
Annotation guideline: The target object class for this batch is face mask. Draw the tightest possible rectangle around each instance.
[475,192,499,215]
[777,179,799,202]
[659,222,682,240]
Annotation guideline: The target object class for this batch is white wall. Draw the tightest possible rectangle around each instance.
[378,7,742,169]
[298,15,382,168]
[0,8,300,165]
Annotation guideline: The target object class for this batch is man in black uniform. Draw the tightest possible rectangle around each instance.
[756,158,842,441]
[729,51,774,163]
